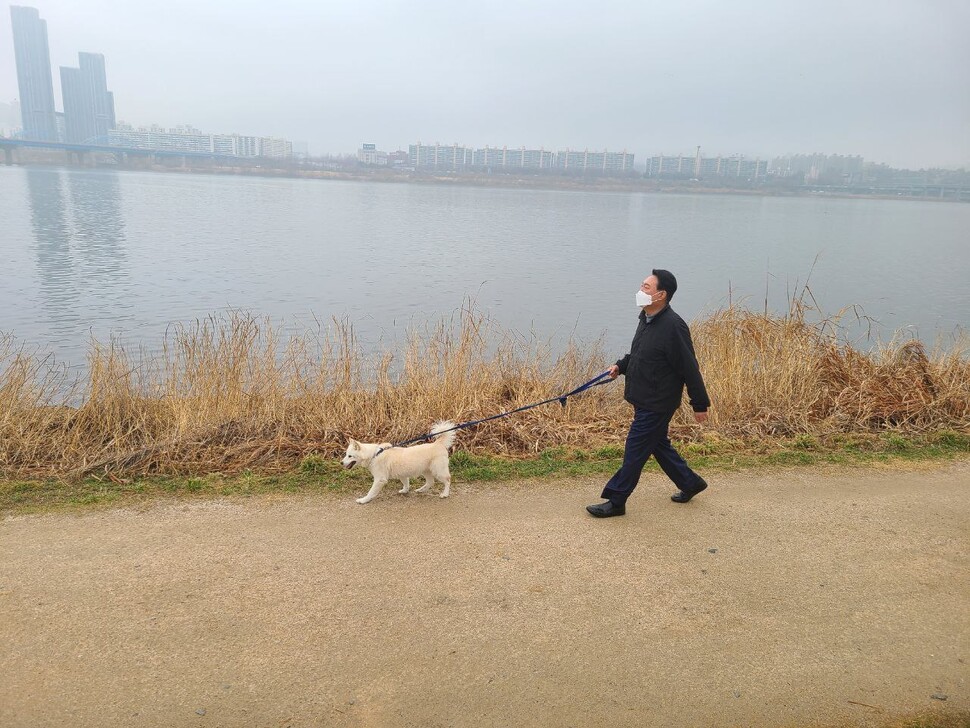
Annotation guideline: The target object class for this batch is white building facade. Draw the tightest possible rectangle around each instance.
[408,143,633,173]
[108,126,293,158]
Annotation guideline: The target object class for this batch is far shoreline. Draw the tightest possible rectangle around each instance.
[3,156,966,204]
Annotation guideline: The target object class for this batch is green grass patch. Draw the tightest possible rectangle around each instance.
[766,450,817,466]
[299,454,330,475]
[1,430,967,516]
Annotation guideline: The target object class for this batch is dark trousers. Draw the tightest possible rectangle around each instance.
[601,407,701,506]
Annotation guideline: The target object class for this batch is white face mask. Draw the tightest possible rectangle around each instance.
[636,290,653,307]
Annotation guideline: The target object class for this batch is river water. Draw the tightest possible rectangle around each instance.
[1,165,968,367]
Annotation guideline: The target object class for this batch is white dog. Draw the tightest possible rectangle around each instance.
[342,421,457,504]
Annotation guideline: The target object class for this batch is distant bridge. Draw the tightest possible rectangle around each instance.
[804,182,970,202]
[0,136,247,165]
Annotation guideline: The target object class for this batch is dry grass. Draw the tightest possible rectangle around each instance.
[691,303,970,437]
[1,304,967,479]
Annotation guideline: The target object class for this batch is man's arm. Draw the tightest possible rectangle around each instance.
[674,321,710,414]
[612,354,631,378]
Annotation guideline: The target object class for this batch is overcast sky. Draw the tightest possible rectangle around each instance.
[2,0,967,168]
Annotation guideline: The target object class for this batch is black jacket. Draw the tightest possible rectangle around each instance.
[615,306,710,414]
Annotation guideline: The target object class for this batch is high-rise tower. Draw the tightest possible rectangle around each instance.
[10,5,58,141]
[61,52,116,143]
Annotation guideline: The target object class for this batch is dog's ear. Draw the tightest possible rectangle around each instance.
[348,438,359,450]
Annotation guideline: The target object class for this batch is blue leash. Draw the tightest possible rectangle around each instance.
[374,370,615,457]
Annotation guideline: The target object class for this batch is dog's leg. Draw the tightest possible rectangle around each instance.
[398,477,411,494]
[432,461,451,498]
[415,474,434,493]
[356,477,387,504]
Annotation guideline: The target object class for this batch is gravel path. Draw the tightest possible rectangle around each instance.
[1,462,968,727]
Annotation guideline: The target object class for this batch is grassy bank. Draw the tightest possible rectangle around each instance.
[1,303,968,483]
[2,430,967,515]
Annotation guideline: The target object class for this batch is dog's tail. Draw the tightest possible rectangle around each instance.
[430,420,457,450]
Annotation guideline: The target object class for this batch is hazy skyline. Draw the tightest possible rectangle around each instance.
[2,0,967,168]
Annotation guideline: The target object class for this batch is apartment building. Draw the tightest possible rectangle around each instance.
[108,127,293,158]
[409,143,633,173]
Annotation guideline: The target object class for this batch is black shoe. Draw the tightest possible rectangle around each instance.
[671,477,708,503]
[586,501,625,518]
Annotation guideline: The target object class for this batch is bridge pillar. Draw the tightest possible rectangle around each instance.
[2,147,12,165]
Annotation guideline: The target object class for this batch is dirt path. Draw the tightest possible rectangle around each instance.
[1,462,968,727]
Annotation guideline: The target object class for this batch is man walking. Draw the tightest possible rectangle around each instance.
[587,270,710,518]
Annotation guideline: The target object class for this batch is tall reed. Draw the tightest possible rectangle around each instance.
[1,304,967,478]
